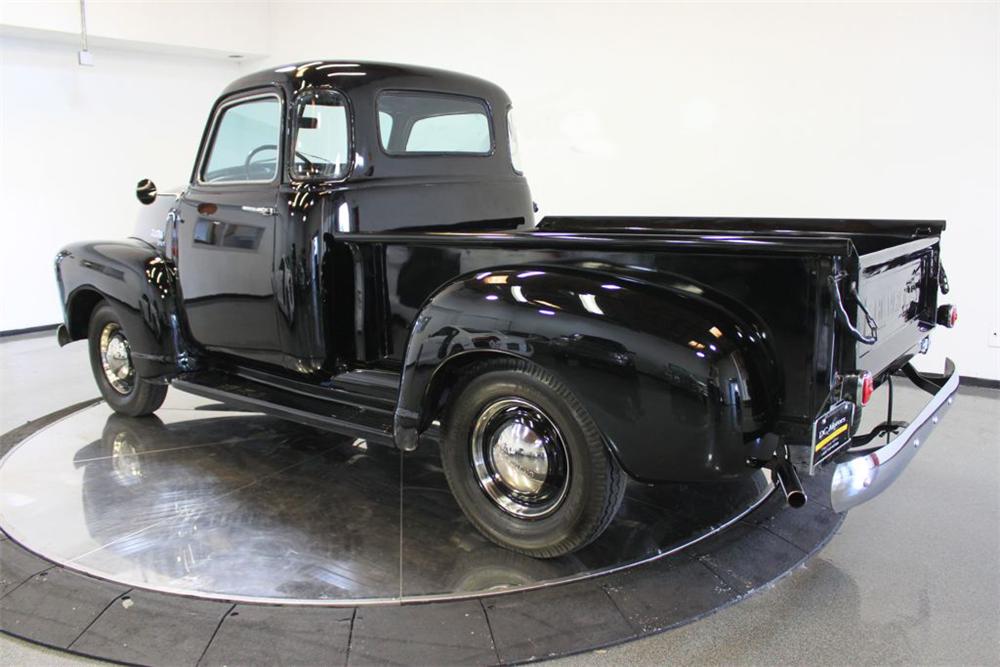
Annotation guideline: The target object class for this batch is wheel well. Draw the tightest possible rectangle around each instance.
[420,350,523,431]
[66,289,104,340]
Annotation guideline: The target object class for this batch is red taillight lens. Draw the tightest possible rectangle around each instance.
[860,372,874,406]
[937,304,958,328]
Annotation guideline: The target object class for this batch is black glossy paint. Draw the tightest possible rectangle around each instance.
[393,265,782,481]
[176,184,283,365]
[54,61,948,485]
[55,239,190,380]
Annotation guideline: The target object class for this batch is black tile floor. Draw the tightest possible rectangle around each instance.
[1,489,842,665]
[0,396,842,665]
[0,394,773,604]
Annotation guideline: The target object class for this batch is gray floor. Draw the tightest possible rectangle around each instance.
[1,332,998,666]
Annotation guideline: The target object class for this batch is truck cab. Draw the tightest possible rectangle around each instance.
[168,62,532,376]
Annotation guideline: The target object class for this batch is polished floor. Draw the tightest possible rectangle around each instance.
[1,332,998,665]
[0,393,770,603]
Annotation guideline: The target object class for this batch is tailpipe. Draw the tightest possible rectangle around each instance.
[774,459,807,508]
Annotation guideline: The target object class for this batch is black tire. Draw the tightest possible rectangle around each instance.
[440,358,626,558]
[87,302,167,417]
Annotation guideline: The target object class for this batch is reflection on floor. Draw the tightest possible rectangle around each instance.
[2,333,996,665]
[0,392,771,603]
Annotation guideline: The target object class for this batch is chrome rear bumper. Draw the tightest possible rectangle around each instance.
[830,358,958,513]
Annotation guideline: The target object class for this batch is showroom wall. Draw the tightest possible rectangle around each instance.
[0,0,263,334]
[263,1,999,380]
[0,0,269,57]
[0,35,242,331]
[1,1,997,381]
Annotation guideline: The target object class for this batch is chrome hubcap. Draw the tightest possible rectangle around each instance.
[99,323,134,395]
[471,398,569,519]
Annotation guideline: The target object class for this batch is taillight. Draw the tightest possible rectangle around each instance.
[937,304,958,328]
[860,372,874,406]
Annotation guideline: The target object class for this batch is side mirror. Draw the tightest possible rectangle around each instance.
[298,116,319,129]
[136,179,157,205]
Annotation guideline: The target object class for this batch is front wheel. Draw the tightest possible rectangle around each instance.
[87,302,167,417]
[440,358,626,558]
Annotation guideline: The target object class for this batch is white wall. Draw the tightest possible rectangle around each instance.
[0,0,269,57]
[264,1,999,380]
[0,35,240,330]
[1,1,997,381]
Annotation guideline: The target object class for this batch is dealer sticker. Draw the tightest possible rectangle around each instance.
[811,401,855,470]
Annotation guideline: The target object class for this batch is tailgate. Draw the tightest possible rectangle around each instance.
[854,237,940,375]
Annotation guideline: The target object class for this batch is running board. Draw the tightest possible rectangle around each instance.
[171,370,396,447]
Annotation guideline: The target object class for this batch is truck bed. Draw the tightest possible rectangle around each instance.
[353,214,945,442]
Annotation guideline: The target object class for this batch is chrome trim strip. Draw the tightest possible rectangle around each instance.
[241,205,275,216]
[830,358,958,513]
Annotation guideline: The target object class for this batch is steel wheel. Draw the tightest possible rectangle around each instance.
[98,322,135,395]
[470,397,570,519]
[87,302,167,416]
[440,358,626,557]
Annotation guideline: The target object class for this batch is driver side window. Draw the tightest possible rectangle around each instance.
[201,96,281,184]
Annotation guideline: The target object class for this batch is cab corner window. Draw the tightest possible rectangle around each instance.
[293,91,350,180]
[377,111,394,150]
[507,107,523,174]
[377,91,491,155]
[201,96,281,184]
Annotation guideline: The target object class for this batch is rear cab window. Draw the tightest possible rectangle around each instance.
[377,91,492,155]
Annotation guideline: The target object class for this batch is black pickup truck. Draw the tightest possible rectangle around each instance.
[55,61,959,558]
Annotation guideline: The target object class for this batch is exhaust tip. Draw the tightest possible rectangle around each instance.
[786,490,807,509]
[774,458,808,509]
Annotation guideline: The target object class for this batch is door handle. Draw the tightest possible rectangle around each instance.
[241,206,275,216]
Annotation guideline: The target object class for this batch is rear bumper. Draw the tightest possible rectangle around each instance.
[830,358,958,513]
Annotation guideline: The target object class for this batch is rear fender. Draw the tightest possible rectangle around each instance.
[395,266,783,482]
[55,239,191,380]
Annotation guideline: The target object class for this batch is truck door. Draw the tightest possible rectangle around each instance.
[175,90,283,367]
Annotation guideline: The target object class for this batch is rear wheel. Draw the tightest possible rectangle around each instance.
[87,302,167,416]
[440,358,626,558]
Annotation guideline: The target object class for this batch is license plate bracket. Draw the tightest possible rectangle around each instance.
[810,401,855,472]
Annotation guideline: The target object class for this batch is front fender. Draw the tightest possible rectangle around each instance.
[395,266,783,483]
[55,239,189,379]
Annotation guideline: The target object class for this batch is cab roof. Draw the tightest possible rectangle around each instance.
[222,60,511,107]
